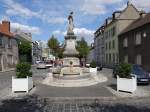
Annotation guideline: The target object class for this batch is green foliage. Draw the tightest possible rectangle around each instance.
[18,40,32,54]
[90,60,96,68]
[70,61,73,65]
[57,48,64,58]
[117,63,132,78]
[16,62,32,78]
[76,37,90,58]
[47,35,59,56]
[18,40,32,63]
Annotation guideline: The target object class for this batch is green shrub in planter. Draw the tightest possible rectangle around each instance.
[90,60,96,68]
[117,63,132,78]
[16,62,32,78]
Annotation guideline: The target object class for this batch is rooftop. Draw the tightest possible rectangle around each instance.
[121,13,150,34]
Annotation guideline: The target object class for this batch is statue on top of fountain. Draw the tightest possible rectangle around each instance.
[67,11,74,35]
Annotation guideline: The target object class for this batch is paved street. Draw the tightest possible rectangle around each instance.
[0,70,15,99]
[33,67,114,98]
[0,95,150,112]
[0,67,150,99]
[0,66,150,112]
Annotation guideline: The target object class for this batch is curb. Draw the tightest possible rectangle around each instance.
[0,68,15,73]
[36,96,150,103]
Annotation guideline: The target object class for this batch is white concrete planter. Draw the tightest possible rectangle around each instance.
[117,75,137,93]
[90,67,97,73]
[12,76,33,93]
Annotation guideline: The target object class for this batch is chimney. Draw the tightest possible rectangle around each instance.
[1,20,10,33]
[0,24,2,31]
[140,10,146,18]
[105,19,108,26]
[127,0,131,6]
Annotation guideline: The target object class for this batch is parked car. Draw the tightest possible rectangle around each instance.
[37,61,46,69]
[97,65,103,71]
[36,60,41,64]
[132,65,150,84]
[85,63,90,67]
[45,61,53,68]
[113,64,150,84]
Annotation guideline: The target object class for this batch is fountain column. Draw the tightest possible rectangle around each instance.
[63,12,80,66]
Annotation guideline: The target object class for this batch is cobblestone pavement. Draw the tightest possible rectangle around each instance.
[0,95,150,112]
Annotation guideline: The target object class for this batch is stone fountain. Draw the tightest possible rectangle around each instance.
[61,12,81,76]
[42,12,107,87]
[63,12,79,67]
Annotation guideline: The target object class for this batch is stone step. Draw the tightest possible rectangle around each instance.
[53,77,93,83]
[50,79,98,87]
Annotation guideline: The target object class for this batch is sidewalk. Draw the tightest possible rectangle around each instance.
[0,68,15,73]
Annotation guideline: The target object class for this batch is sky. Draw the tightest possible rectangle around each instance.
[0,0,150,44]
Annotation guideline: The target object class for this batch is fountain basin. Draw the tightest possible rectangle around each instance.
[60,67,82,76]
[53,73,90,80]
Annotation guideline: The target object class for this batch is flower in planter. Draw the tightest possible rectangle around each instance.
[117,63,132,78]
[16,62,32,78]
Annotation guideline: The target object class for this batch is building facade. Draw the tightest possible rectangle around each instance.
[15,32,33,63]
[119,13,150,72]
[15,32,32,43]
[0,20,18,71]
[104,3,140,67]
[94,26,105,66]
[86,44,95,64]
[32,41,42,64]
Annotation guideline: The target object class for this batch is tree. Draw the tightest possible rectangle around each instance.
[57,47,64,59]
[76,37,90,66]
[18,40,32,63]
[47,35,59,56]
[18,40,32,54]
[76,37,90,58]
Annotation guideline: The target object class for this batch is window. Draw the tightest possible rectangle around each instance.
[135,54,142,65]
[109,30,111,37]
[112,27,116,36]
[8,39,12,48]
[123,38,128,47]
[105,32,108,39]
[109,41,111,50]
[112,40,115,49]
[0,37,3,46]
[135,33,141,45]
[106,54,108,63]
[113,53,115,62]
[106,43,107,50]
[7,55,13,65]
[124,55,128,63]
[109,54,111,63]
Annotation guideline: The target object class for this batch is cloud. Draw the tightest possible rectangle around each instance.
[132,0,150,11]
[81,0,123,15]
[3,0,66,24]
[74,28,94,39]
[81,3,106,15]
[52,30,61,35]
[46,17,66,24]
[11,22,41,35]
[4,0,38,18]
[53,28,94,44]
